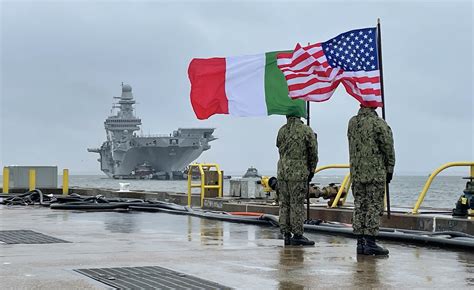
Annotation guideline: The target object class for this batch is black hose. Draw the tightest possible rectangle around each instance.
[1,189,51,206]
[379,227,474,239]
[49,195,145,210]
[50,202,136,210]
[130,205,273,226]
[142,201,188,211]
[303,224,474,249]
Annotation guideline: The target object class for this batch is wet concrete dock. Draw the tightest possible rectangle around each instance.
[1,206,473,289]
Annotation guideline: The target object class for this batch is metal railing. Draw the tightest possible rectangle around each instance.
[313,164,351,208]
[187,163,223,208]
[411,161,474,214]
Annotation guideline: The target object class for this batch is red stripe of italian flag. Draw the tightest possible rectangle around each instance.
[188,52,306,120]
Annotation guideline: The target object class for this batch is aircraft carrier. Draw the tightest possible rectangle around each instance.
[88,84,215,179]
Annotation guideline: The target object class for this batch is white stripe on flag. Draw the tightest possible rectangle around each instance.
[280,54,316,71]
[286,67,342,85]
[300,91,337,102]
[342,80,381,101]
[225,54,267,117]
[308,46,323,55]
[277,46,323,66]
[340,70,380,78]
[289,80,339,97]
[356,82,381,90]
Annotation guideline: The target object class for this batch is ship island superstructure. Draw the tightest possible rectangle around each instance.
[88,84,215,179]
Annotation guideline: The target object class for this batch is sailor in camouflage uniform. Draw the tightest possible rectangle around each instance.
[348,106,395,255]
[277,115,318,246]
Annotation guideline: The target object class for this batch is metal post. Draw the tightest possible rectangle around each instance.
[3,167,9,194]
[200,166,205,208]
[377,18,386,120]
[62,169,69,195]
[377,18,390,219]
[306,101,311,220]
[29,169,36,191]
[305,41,312,221]
[187,166,193,207]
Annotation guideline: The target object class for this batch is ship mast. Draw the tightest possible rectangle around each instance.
[104,84,142,141]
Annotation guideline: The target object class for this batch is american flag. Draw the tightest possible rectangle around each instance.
[277,28,382,107]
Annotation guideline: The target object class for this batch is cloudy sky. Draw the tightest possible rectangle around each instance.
[1,0,472,175]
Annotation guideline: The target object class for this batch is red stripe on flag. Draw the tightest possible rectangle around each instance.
[280,61,330,74]
[188,58,229,120]
[277,45,322,69]
[350,75,381,84]
[284,68,339,81]
[287,75,340,91]
[278,52,312,70]
[276,52,293,59]
[341,81,383,107]
[342,78,381,95]
[290,81,341,98]
[311,49,324,59]
[306,43,322,49]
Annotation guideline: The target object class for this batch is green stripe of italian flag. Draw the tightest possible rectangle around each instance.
[188,52,307,120]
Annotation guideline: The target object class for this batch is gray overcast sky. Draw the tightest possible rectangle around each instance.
[1,0,473,175]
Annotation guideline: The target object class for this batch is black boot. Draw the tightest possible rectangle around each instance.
[291,234,315,246]
[284,233,292,246]
[363,235,389,256]
[356,235,365,254]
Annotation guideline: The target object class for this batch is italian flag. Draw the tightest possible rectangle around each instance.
[188,52,307,120]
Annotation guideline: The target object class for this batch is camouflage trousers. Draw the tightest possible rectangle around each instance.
[278,180,306,236]
[352,181,385,236]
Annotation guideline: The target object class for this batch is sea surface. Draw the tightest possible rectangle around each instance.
[65,175,468,210]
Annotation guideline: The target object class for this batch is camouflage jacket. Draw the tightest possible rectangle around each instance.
[277,117,318,181]
[347,107,395,183]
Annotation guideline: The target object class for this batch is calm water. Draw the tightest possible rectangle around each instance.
[65,175,467,209]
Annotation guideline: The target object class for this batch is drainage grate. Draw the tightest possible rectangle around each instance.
[75,266,231,290]
[0,230,70,244]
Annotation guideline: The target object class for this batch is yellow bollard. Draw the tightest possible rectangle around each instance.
[187,168,192,207]
[62,169,69,195]
[29,169,36,191]
[3,167,9,193]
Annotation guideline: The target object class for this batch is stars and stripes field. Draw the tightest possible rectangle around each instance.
[277,28,382,107]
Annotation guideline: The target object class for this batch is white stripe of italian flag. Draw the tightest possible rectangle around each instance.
[188,52,306,120]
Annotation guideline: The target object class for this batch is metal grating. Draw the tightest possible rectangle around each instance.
[0,230,70,244]
[75,266,231,290]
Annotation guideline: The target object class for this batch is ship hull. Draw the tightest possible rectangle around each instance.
[108,145,206,177]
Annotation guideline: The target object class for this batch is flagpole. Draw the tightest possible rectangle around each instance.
[377,18,391,219]
[306,42,311,221]
[306,100,311,220]
[377,19,386,120]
